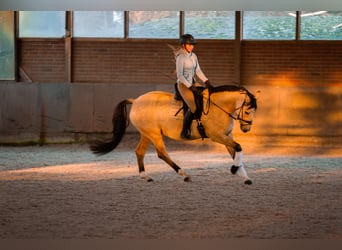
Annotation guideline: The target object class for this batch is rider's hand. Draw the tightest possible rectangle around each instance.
[204,80,213,89]
[190,85,197,92]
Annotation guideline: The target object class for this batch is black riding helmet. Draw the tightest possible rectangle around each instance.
[179,34,197,45]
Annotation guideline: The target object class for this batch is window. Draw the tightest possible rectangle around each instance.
[129,11,179,38]
[184,11,235,39]
[0,11,15,80]
[300,11,342,40]
[18,11,342,41]
[73,11,124,38]
[19,11,65,38]
[243,11,296,40]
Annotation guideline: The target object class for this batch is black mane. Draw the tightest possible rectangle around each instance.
[211,85,257,110]
[211,85,243,93]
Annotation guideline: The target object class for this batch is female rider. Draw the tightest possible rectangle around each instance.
[176,34,211,139]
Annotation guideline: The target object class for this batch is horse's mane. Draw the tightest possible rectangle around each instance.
[211,85,243,93]
[211,85,257,110]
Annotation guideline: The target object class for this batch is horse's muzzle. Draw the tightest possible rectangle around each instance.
[240,124,251,133]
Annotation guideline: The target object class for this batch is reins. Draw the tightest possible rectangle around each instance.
[208,93,253,125]
[174,88,254,125]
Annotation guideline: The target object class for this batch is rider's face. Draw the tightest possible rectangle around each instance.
[183,43,194,53]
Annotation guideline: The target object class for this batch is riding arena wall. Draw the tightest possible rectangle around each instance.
[0,39,341,144]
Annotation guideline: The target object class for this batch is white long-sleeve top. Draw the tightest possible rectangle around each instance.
[176,49,208,88]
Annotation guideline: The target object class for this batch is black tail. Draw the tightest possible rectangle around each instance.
[90,99,133,155]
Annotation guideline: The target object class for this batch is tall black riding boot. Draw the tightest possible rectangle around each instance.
[180,110,195,139]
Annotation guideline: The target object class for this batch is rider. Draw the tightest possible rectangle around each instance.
[176,34,211,139]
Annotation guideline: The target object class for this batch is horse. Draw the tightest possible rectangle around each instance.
[90,85,259,185]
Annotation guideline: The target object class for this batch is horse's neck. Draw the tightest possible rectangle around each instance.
[209,91,245,113]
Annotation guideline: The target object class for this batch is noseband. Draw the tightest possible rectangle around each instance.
[236,100,253,125]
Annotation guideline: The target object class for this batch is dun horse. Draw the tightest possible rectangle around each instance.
[90,85,258,185]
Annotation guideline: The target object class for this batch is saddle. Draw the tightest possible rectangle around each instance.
[174,83,207,139]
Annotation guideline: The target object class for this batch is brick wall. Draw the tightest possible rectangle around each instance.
[241,42,342,87]
[71,41,236,85]
[18,39,342,87]
[190,42,237,85]
[19,39,65,83]
[72,41,176,84]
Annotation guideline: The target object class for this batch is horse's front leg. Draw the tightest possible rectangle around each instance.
[228,144,252,185]
[211,135,252,185]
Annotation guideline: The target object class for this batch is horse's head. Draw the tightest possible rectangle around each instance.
[238,90,259,133]
[209,85,259,133]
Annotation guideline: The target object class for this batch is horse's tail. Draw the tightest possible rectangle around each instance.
[90,99,134,155]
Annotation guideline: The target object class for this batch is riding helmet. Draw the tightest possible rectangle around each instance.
[179,34,197,45]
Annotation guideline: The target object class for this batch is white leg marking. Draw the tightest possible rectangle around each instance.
[140,171,152,181]
[178,169,191,182]
[233,151,250,181]
[178,169,188,178]
[233,151,243,167]
[237,165,250,181]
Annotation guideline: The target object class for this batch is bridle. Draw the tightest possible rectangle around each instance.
[206,93,254,125]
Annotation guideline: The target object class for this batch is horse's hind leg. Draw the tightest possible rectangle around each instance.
[152,136,191,182]
[135,135,153,182]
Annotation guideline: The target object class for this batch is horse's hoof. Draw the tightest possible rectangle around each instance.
[184,176,192,182]
[231,165,239,175]
[244,179,252,185]
[140,172,153,182]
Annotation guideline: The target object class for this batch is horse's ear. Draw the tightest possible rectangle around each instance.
[254,90,261,99]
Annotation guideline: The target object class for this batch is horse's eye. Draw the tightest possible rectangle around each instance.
[245,111,250,115]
